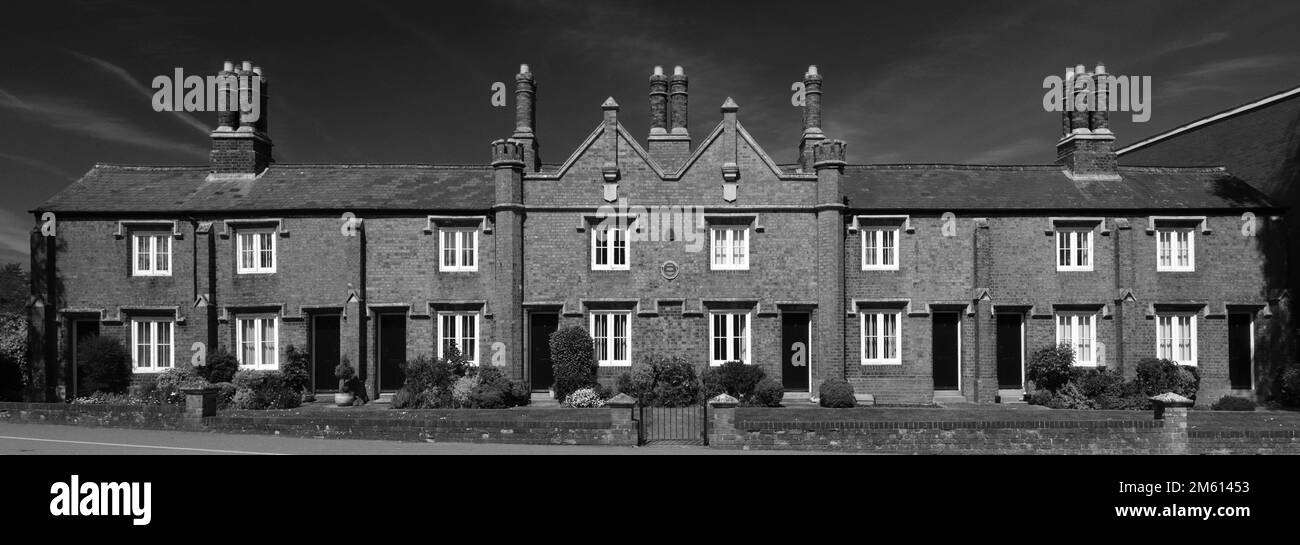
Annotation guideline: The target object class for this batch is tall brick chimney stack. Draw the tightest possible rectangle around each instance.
[1056,62,1118,180]
[650,66,691,170]
[649,66,668,136]
[798,65,826,172]
[210,60,272,177]
[647,67,691,170]
[513,64,541,172]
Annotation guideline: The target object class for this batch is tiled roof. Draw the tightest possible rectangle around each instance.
[841,165,1275,211]
[37,162,1274,214]
[36,164,495,213]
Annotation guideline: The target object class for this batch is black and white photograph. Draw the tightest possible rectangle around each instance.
[0,0,1297,529]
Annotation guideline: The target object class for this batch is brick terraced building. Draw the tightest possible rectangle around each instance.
[27,62,1291,406]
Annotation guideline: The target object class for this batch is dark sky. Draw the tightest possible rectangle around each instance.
[1,0,1298,266]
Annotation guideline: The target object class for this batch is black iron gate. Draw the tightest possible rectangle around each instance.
[638,403,708,446]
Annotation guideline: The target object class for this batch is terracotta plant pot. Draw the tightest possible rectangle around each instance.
[335,392,355,407]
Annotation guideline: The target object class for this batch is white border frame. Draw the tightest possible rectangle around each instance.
[859,310,903,365]
[589,310,632,367]
[1055,312,1099,367]
[436,311,481,366]
[235,228,278,274]
[590,224,630,271]
[235,316,280,370]
[1155,227,1196,272]
[131,232,173,277]
[1155,314,1198,367]
[708,310,752,366]
[860,227,901,271]
[1055,229,1094,272]
[709,225,750,271]
[439,227,479,272]
[130,318,175,373]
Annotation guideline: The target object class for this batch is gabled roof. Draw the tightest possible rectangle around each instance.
[841,164,1274,211]
[36,163,494,214]
[1117,84,1300,156]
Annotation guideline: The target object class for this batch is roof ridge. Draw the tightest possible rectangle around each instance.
[1117,83,1300,155]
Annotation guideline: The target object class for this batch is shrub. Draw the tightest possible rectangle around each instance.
[1279,367,1300,407]
[469,366,529,408]
[154,367,209,405]
[392,354,466,409]
[550,326,597,405]
[199,348,240,384]
[1043,382,1092,410]
[231,388,256,410]
[649,356,700,407]
[1135,358,1199,399]
[1026,344,1074,393]
[1211,395,1256,411]
[750,377,785,407]
[451,374,480,408]
[1095,380,1151,410]
[818,378,856,408]
[76,336,132,395]
[213,382,237,410]
[70,392,155,406]
[563,387,606,408]
[0,313,28,401]
[229,370,300,410]
[1072,367,1123,400]
[281,345,311,394]
[615,365,655,403]
[700,361,766,402]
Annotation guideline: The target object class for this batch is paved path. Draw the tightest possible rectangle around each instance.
[0,423,831,455]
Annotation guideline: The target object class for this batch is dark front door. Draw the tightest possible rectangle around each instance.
[932,313,960,390]
[377,314,406,391]
[71,320,100,398]
[781,312,810,391]
[312,315,341,391]
[530,313,559,391]
[1228,314,1253,390]
[996,313,1023,388]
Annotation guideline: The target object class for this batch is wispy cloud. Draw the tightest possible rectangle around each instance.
[0,88,207,158]
[65,49,212,136]
[0,152,78,181]
[961,137,1041,165]
[1141,31,1232,61]
[1161,54,1298,99]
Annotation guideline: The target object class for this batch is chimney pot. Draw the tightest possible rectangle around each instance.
[223,60,234,72]
[653,65,664,76]
[807,65,818,76]
[252,66,263,76]
[673,65,684,76]
[519,63,530,74]
[242,60,253,72]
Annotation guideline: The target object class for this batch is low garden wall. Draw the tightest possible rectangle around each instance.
[4,398,1299,454]
[712,407,1178,454]
[0,401,188,430]
[203,407,637,445]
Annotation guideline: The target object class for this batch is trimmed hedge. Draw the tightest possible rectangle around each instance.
[76,336,132,395]
[818,378,856,408]
[550,326,597,405]
[1211,395,1256,411]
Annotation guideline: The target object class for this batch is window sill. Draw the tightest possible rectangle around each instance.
[131,367,171,374]
[1055,267,1094,272]
[597,362,631,367]
[131,273,173,277]
[236,271,277,275]
[861,360,901,366]
[861,266,900,272]
[1156,268,1196,273]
